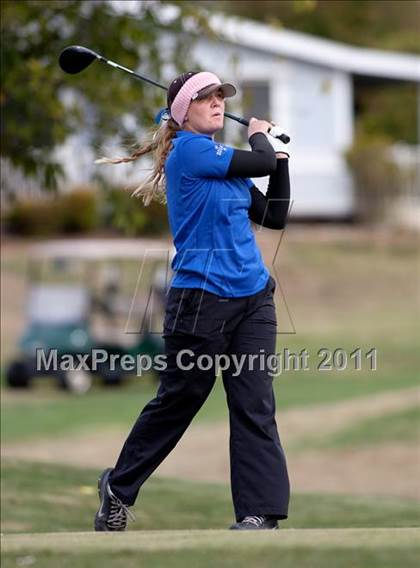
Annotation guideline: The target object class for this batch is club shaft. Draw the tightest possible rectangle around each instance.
[103,57,167,90]
[100,55,290,143]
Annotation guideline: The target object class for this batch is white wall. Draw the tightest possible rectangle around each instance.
[190,37,355,217]
[56,30,356,217]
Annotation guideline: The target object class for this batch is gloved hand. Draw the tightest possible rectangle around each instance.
[266,125,290,157]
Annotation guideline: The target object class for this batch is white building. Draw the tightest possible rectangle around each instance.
[196,14,420,219]
[59,10,420,220]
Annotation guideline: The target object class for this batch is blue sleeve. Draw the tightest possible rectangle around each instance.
[180,137,234,178]
[244,178,255,189]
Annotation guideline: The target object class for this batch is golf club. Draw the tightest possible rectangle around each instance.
[59,45,291,144]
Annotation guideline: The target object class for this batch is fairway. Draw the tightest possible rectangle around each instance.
[3,527,420,552]
[3,529,420,568]
[2,232,419,567]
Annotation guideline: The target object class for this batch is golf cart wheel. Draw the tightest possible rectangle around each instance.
[58,369,93,394]
[6,361,31,389]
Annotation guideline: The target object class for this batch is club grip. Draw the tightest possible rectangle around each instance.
[223,112,290,144]
[269,130,290,144]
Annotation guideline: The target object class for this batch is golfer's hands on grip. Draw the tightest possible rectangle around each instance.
[247,117,273,139]
[248,117,289,159]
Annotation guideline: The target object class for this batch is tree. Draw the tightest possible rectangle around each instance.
[1,0,212,192]
[209,0,420,54]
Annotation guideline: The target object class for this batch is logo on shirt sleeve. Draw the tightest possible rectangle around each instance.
[214,143,228,157]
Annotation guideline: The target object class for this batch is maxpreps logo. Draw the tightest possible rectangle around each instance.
[214,143,228,157]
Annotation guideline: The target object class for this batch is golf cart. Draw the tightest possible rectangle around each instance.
[6,239,175,393]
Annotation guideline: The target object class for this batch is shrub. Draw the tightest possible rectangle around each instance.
[5,187,99,236]
[101,185,169,236]
[4,184,169,237]
[60,187,99,233]
[345,134,402,224]
[140,197,170,236]
[6,198,62,236]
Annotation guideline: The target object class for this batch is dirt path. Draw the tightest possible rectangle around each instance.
[3,387,420,499]
[277,385,420,443]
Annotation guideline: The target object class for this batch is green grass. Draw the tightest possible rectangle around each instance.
[3,548,420,568]
[308,405,420,449]
[1,376,160,443]
[2,461,420,535]
[3,532,420,568]
[2,362,419,443]
[2,233,419,443]
[2,234,420,567]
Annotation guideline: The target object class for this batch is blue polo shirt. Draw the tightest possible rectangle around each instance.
[164,130,270,298]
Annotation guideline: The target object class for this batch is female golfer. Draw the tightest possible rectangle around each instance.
[94,71,291,531]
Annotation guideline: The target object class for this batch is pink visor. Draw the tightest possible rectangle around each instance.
[170,71,236,126]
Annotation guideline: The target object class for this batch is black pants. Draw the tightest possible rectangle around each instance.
[109,275,290,521]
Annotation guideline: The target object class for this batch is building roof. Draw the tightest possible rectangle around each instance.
[209,14,420,82]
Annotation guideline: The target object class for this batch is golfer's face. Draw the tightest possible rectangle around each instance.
[185,89,225,136]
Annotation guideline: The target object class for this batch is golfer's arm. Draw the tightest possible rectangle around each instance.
[248,159,291,230]
[226,132,277,177]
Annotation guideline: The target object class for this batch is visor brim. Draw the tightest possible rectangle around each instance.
[195,83,236,100]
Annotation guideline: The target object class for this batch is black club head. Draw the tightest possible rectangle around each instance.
[59,45,100,74]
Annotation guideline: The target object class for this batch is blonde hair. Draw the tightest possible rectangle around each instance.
[95,118,181,206]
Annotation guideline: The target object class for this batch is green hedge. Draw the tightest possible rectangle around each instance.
[4,185,170,237]
[345,134,403,224]
[5,187,99,236]
[101,185,169,237]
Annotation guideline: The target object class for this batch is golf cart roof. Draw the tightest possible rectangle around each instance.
[28,284,90,324]
[29,239,175,261]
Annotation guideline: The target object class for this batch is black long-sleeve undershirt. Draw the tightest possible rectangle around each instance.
[248,160,290,230]
[227,132,277,177]
[226,132,291,230]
